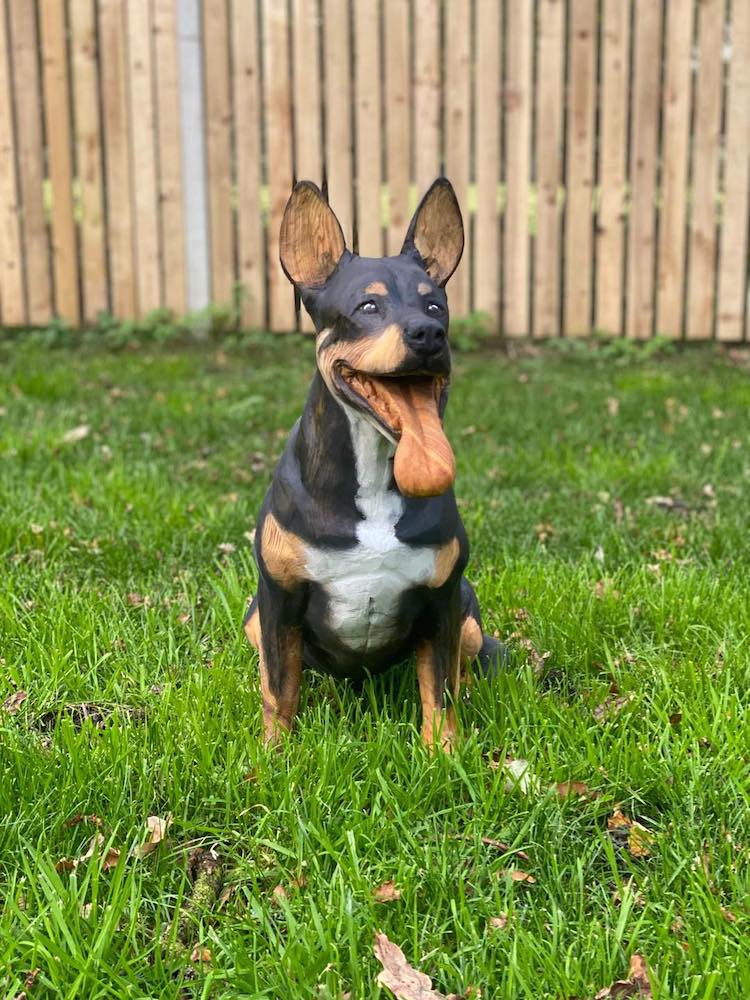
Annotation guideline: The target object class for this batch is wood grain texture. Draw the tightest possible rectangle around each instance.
[100,0,135,317]
[534,0,565,337]
[656,0,692,339]
[0,0,24,324]
[444,0,470,314]
[413,0,441,194]
[8,0,51,323]
[385,0,410,256]
[687,0,724,341]
[263,0,296,330]
[154,0,186,315]
[354,0,383,257]
[323,0,354,245]
[717,0,750,342]
[293,0,323,331]
[203,0,234,307]
[503,0,532,337]
[474,0,500,322]
[564,0,596,336]
[595,0,630,336]
[232,0,264,328]
[625,0,662,340]
[40,0,80,323]
[70,0,108,321]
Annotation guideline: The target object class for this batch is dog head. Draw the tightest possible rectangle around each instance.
[279,179,464,498]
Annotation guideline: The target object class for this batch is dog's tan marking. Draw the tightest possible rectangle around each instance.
[460,616,483,660]
[364,281,388,296]
[244,605,261,649]
[317,323,410,384]
[416,638,459,752]
[259,628,303,744]
[260,513,308,590]
[429,537,460,588]
[417,281,432,295]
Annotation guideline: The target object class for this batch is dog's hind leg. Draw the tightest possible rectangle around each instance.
[460,577,508,678]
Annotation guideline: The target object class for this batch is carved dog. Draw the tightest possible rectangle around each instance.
[244,179,502,748]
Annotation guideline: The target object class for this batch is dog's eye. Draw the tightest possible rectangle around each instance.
[426,302,443,315]
[357,300,379,314]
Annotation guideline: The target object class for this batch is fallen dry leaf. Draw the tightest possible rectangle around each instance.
[498,869,536,884]
[502,758,540,794]
[719,906,737,923]
[593,692,634,722]
[607,397,620,417]
[373,880,402,902]
[190,945,212,964]
[61,424,91,445]
[555,781,596,800]
[373,932,459,1000]
[271,884,288,905]
[126,592,150,608]
[217,542,236,555]
[2,690,28,714]
[488,913,508,931]
[607,810,656,858]
[57,833,121,874]
[12,967,40,1000]
[135,814,172,859]
[479,837,530,862]
[594,953,652,998]
[65,813,103,829]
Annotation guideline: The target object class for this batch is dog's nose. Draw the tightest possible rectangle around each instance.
[405,320,446,356]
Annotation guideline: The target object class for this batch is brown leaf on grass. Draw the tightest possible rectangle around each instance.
[607,810,655,858]
[2,690,28,714]
[593,692,634,722]
[497,869,536,884]
[126,592,150,608]
[535,522,554,544]
[373,880,402,902]
[373,932,459,1000]
[190,945,212,964]
[594,953,652,998]
[61,424,91,445]
[271,885,288,905]
[54,857,77,873]
[217,542,236,556]
[668,712,683,727]
[488,913,508,931]
[479,837,530,862]
[607,397,620,417]
[12,967,40,1000]
[65,813,103,829]
[555,781,597,800]
[57,833,121,873]
[135,814,172,859]
[719,906,737,923]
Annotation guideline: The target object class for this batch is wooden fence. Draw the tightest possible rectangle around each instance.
[0,0,748,339]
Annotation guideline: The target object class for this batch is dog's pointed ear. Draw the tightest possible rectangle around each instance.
[280,182,347,288]
[401,178,464,286]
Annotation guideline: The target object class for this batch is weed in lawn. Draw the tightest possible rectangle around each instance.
[0,339,748,998]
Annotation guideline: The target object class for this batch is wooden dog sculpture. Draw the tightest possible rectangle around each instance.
[244,179,502,748]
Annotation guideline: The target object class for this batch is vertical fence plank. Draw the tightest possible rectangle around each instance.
[100,0,135,317]
[293,0,323,331]
[656,0,692,339]
[534,0,565,337]
[233,0,264,328]
[626,0,662,340]
[0,0,24,324]
[71,0,108,322]
[127,0,162,314]
[414,0,441,195]
[444,0,470,314]
[263,0,296,330]
[687,0,724,341]
[717,0,750,342]
[323,0,353,244]
[595,0,629,336]
[504,0,532,337]
[474,0,500,322]
[385,0,410,256]
[354,0,382,257]
[203,0,234,307]
[8,0,51,324]
[154,0,187,316]
[40,0,80,323]
[564,0,596,336]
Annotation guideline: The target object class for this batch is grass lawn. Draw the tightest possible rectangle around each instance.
[1,335,748,999]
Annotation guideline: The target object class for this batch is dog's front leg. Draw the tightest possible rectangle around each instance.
[252,575,306,745]
[416,584,462,751]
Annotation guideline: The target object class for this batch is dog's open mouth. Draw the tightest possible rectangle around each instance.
[335,365,456,498]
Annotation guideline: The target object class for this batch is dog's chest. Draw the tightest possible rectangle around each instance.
[302,419,437,652]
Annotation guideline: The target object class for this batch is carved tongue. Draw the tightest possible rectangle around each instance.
[373,376,455,497]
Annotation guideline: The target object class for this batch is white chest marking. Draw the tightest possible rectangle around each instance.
[303,416,437,652]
